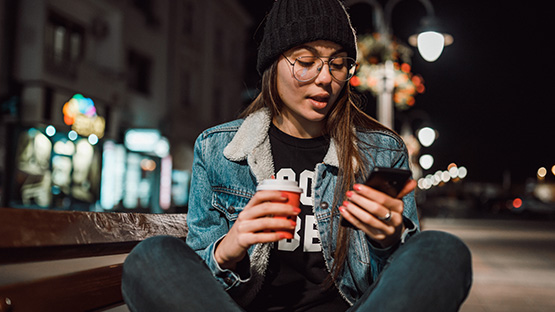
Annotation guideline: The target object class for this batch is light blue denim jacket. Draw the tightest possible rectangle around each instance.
[186,108,420,306]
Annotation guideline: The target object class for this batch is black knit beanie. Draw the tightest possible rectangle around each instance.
[256,0,357,75]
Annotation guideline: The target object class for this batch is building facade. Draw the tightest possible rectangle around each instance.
[0,0,250,211]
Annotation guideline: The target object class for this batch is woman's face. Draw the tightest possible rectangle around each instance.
[275,40,348,137]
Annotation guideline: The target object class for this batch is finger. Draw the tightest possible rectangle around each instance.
[349,185,404,215]
[397,179,417,199]
[246,190,288,209]
[339,204,393,239]
[240,231,294,246]
[239,202,300,220]
[345,190,393,217]
[237,217,296,234]
[352,183,399,208]
[342,200,391,231]
[343,198,403,229]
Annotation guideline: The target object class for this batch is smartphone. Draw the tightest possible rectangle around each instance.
[340,167,412,228]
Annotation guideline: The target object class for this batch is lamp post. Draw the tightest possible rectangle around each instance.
[345,0,452,129]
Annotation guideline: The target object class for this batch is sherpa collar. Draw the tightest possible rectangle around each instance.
[223,108,340,170]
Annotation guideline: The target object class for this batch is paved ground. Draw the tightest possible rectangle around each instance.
[423,217,555,312]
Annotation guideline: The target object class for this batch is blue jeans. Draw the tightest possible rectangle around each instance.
[122,231,472,311]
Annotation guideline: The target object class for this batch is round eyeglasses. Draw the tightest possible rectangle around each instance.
[282,54,357,82]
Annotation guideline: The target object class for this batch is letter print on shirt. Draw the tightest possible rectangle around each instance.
[276,168,322,252]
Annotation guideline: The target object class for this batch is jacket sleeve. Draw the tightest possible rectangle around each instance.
[391,140,420,237]
[185,133,251,290]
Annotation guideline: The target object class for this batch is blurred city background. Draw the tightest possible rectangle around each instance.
[0,0,553,310]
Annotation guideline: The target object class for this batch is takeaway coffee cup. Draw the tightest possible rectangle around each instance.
[256,179,303,236]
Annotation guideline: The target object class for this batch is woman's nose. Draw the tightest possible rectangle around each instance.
[314,63,333,85]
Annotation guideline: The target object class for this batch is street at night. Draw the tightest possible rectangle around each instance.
[424,217,555,312]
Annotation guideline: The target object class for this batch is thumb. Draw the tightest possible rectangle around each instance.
[397,179,417,199]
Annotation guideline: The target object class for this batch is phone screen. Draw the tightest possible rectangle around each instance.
[363,167,411,198]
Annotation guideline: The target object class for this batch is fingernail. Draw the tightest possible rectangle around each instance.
[289,219,296,227]
[339,206,345,213]
[293,207,301,214]
[342,201,350,207]
[279,232,293,239]
[346,191,354,198]
[353,184,362,191]
[280,192,289,202]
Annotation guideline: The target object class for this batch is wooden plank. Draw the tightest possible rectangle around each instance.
[0,207,188,247]
[0,207,187,264]
[0,208,190,310]
[0,264,124,312]
[0,242,135,264]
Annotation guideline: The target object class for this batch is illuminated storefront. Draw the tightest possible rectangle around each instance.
[7,94,187,213]
[99,129,177,213]
[10,125,101,210]
[8,94,105,210]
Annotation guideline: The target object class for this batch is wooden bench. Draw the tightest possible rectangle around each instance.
[0,207,188,312]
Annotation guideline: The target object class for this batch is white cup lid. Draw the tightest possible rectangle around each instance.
[256,179,303,193]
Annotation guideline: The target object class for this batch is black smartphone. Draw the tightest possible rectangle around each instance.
[340,167,412,228]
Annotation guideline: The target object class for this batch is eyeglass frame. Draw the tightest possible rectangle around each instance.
[281,54,357,82]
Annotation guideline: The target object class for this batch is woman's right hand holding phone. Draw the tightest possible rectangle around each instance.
[214,191,300,270]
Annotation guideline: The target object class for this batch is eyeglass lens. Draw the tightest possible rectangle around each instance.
[294,56,355,82]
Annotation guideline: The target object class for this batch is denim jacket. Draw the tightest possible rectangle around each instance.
[186,108,420,306]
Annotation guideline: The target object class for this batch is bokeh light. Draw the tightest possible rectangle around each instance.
[46,125,56,137]
[419,154,434,170]
[88,134,99,145]
[68,130,78,141]
[417,127,436,147]
[538,167,547,179]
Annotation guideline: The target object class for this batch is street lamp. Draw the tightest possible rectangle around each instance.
[408,15,454,62]
[345,0,453,128]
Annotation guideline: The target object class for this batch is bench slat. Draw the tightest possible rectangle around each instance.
[0,207,187,264]
[0,207,189,310]
[0,264,124,312]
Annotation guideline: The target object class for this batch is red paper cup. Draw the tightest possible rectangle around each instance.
[256,179,302,237]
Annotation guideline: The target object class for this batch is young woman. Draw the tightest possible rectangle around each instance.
[122,0,472,311]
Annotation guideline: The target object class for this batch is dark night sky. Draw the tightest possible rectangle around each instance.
[239,0,554,185]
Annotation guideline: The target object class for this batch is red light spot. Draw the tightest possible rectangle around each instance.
[350,75,361,87]
[513,198,523,209]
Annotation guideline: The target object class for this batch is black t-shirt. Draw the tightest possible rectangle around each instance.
[246,124,349,312]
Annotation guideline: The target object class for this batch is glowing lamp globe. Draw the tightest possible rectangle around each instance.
[417,31,445,62]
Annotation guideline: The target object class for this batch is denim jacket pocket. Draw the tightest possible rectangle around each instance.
[211,187,253,221]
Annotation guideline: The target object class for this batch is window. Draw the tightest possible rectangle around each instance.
[180,0,197,48]
[45,11,85,76]
[132,0,159,27]
[182,1,194,36]
[214,27,224,65]
[180,69,191,108]
[212,88,223,122]
[127,50,152,95]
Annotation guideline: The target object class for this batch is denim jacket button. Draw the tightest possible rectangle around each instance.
[319,201,329,209]
[227,206,236,213]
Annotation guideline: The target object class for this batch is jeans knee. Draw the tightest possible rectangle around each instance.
[416,231,472,285]
[123,236,186,283]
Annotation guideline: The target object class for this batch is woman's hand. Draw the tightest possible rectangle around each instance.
[339,180,417,248]
[214,191,301,270]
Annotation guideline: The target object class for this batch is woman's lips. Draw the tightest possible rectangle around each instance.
[308,94,330,109]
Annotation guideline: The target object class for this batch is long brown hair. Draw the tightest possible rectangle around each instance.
[240,59,393,280]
